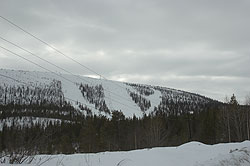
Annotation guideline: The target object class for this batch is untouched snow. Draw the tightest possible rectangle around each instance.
[2,141,250,166]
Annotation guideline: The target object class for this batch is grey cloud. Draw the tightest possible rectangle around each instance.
[0,0,250,102]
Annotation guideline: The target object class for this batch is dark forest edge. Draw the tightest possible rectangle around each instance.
[0,94,250,161]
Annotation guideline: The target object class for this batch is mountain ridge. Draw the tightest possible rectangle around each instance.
[0,68,219,118]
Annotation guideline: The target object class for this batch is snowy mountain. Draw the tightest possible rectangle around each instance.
[0,69,219,118]
[2,69,250,166]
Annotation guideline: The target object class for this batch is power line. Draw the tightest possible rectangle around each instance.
[0,15,145,104]
[0,46,137,110]
[0,35,140,106]
[0,15,101,77]
[0,72,137,112]
[0,73,27,85]
[0,45,76,85]
[0,36,92,84]
[0,73,97,110]
[0,15,159,107]
[0,36,141,106]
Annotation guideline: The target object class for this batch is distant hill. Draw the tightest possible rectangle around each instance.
[0,69,219,118]
[0,69,220,118]
[2,69,250,157]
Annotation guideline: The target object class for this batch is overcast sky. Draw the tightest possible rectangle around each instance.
[0,0,250,103]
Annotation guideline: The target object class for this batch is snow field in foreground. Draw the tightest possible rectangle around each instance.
[2,141,250,166]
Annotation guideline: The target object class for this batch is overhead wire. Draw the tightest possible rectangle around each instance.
[0,15,118,86]
[0,45,75,84]
[0,36,92,84]
[0,37,147,108]
[0,15,160,106]
[0,35,141,106]
[0,73,97,110]
[0,46,137,110]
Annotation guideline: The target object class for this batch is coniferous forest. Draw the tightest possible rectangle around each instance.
[0,78,249,165]
[1,1,250,165]
[1,94,250,156]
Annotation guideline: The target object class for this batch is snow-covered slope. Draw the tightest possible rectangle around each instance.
[0,69,217,118]
[2,141,250,166]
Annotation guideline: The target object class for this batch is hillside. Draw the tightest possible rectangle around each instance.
[0,69,218,118]
[1,68,250,161]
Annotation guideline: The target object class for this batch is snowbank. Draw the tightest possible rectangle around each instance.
[2,141,250,166]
